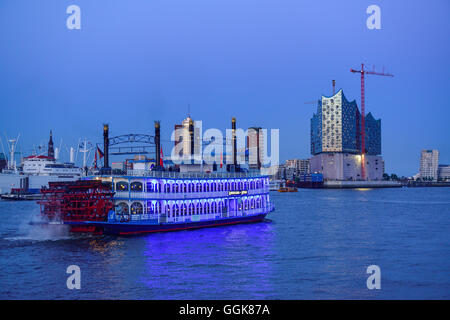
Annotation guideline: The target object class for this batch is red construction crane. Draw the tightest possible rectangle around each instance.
[350,63,393,180]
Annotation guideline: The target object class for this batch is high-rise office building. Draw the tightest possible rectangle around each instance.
[419,149,439,180]
[247,127,264,169]
[174,116,200,162]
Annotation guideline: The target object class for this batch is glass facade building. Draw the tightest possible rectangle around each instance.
[311,89,381,156]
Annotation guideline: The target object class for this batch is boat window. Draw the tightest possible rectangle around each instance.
[165,184,171,193]
[116,181,129,191]
[130,202,143,215]
[147,202,154,214]
[130,182,143,192]
[117,202,129,214]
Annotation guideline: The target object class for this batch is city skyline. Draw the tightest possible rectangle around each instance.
[0,1,449,176]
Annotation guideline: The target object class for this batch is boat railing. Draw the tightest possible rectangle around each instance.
[114,187,270,200]
[123,206,271,222]
[125,170,266,179]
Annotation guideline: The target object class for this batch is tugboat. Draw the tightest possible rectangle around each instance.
[277,186,297,192]
[38,173,274,235]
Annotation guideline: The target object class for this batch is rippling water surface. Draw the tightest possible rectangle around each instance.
[0,187,449,299]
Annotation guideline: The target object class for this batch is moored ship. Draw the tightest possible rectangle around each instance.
[38,171,274,235]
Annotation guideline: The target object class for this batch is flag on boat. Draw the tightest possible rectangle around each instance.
[94,148,98,169]
[160,147,164,167]
[97,146,104,159]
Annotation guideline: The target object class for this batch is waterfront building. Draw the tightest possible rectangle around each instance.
[174,115,201,162]
[419,150,439,180]
[310,89,383,181]
[438,164,450,181]
[310,153,383,181]
[247,127,264,170]
[263,164,286,181]
[0,153,6,172]
[285,159,310,175]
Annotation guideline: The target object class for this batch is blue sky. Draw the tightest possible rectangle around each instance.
[0,0,449,176]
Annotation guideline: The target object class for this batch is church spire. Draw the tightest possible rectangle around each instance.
[48,130,54,158]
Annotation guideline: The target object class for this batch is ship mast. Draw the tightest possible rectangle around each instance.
[79,138,91,174]
[4,133,20,172]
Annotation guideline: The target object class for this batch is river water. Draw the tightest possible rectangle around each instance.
[0,187,449,299]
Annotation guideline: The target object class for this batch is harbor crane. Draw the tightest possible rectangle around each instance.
[350,64,393,180]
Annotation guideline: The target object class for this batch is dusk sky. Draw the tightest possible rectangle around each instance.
[0,0,449,176]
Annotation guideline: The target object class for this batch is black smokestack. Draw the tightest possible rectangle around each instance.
[155,121,161,167]
[103,124,109,168]
[189,118,194,157]
[232,117,237,167]
[256,128,261,170]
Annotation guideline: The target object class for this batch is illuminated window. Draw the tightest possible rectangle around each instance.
[130,202,143,215]
[116,181,129,191]
[130,181,143,192]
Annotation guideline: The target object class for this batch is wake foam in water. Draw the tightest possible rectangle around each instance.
[4,207,71,242]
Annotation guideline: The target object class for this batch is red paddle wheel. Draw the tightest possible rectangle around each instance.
[38,180,114,233]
